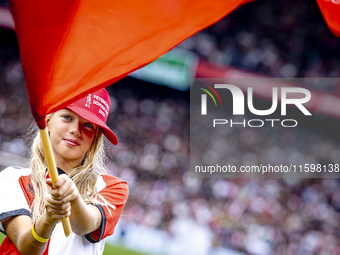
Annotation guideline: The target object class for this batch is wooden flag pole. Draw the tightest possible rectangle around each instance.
[39,128,72,237]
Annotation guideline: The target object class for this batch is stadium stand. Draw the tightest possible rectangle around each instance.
[1,0,340,254]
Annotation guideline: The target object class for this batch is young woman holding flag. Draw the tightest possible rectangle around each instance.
[0,88,129,255]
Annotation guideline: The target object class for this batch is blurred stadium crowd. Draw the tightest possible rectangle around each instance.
[1,0,340,254]
[178,0,340,94]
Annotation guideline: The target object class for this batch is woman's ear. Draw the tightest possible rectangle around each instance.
[46,116,51,132]
[45,113,55,134]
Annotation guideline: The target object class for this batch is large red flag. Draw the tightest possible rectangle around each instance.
[8,0,248,129]
[316,0,340,37]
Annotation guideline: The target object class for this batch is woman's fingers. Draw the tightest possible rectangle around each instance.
[46,175,79,203]
[46,178,53,188]
[46,195,70,209]
[50,186,77,203]
[52,175,67,189]
[46,198,70,210]
[61,193,78,204]
[46,175,68,190]
[45,195,71,223]
[46,207,71,217]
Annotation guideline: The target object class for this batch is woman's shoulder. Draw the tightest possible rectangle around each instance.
[97,174,127,184]
[0,167,33,219]
[96,174,128,190]
[95,174,129,200]
[0,166,31,180]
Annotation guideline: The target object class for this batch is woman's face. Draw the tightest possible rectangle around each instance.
[47,109,97,173]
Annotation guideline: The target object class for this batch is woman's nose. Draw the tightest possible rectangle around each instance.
[69,122,81,137]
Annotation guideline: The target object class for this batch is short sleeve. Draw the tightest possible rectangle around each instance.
[0,167,32,234]
[85,175,128,243]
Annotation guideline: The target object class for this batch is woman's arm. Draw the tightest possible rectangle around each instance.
[2,176,74,255]
[2,211,60,255]
[69,197,102,235]
[2,174,102,255]
[3,215,45,255]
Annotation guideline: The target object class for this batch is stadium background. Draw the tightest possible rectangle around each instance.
[0,0,340,254]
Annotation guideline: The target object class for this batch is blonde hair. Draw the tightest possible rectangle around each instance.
[28,113,114,223]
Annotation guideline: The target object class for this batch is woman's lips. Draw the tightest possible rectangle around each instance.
[64,139,80,146]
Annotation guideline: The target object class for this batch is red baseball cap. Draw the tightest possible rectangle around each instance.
[66,88,118,145]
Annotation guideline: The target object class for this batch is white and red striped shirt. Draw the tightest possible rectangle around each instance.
[0,167,129,255]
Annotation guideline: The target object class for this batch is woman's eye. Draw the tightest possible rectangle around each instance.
[84,122,94,129]
[63,115,72,120]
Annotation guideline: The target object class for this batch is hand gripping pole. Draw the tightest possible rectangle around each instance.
[39,128,72,237]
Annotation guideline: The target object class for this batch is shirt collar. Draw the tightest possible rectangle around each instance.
[57,167,67,175]
[46,167,67,178]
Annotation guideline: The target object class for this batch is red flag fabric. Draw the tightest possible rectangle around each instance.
[8,0,248,129]
[316,0,340,37]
